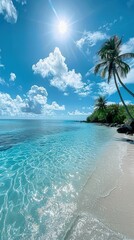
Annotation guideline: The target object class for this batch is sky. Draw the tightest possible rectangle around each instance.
[0,0,134,120]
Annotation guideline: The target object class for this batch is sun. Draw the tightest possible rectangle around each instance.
[58,20,68,34]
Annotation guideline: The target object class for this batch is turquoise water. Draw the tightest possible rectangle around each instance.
[0,120,115,240]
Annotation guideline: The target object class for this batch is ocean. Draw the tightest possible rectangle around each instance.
[0,120,121,240]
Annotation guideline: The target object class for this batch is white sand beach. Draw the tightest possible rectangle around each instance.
[93,135,134,238]
[69,132,134,240]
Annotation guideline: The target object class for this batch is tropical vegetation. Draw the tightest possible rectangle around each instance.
[94,35,134,120]
[87,102,134,124]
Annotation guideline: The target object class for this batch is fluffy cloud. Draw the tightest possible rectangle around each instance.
[75,84,92,97]
[45,101,65,111]
[32,47,90,96]
[23,85,48,114]
[76,31,108,49]
[121,37,134,53]
[97,66,134,96]
[0,0,17,23]
[98,81,116,96]
[0,0,26,23]
[10,72,16,81]
[121,67,134,86]
[0,85,65,117]
[23,85,65,115]
[0,93,25,116]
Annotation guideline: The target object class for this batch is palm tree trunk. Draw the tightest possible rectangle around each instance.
[113,72,134,120]
[115,69,134,97]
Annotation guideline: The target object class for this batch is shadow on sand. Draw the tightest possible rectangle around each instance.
[115,137,134,144]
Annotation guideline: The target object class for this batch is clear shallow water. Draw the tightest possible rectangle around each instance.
[0,120,115,240]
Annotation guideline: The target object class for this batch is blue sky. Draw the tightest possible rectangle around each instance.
[0,0,134,119]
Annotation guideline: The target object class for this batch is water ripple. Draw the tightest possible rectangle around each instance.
[0,120,115,239]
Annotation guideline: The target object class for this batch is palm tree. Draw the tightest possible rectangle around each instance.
[95,96,107,123]
[94,35,134,120]
[95,96,107,111]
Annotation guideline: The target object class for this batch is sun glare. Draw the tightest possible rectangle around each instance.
[58,20,68,34]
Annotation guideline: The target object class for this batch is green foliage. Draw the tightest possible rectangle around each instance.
[94,35,134,120]
[87,104,134,124]
[106,105,125,123]
[95,96,107,111]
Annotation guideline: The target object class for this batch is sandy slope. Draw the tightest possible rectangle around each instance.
[93,136,134,238]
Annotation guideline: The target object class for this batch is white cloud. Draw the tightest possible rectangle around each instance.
[23,85,65,115]
[68,110,91,116]
[106,101,116,105]
[0,85,65,117]
[0,0,17,23]
[85,67,94,77]
[98,81,116,96]
[76,31,108,49]
[0,64,4,68]
[0,77,6,85]
[45,101,65,111]
[64,92,69,96]
[10,72,16,81]
[123,67,134,85]
[97,67,134,96]
[0,93,25,116]
[105,101,132,106]
[23,85,48,114]
[119,100,132,105]
[121,37,134,53]
[75,83,92,97]
[32,47,90,96]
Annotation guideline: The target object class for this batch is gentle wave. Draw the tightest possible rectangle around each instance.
[63,212,129,240]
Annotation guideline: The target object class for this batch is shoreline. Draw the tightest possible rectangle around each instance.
[66,131,134,239]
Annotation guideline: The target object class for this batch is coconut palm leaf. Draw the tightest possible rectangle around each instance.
[101,65,108,78]
[119,53,134,59]
[94,62,107,74]
[94,35,134,120]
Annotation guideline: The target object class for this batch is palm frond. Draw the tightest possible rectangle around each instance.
[94,62,107,74]
[101,66,108,78]
[119,53,134,59]
[116,61,130,78]
[95,96,107,110]
[116,36,122,48]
